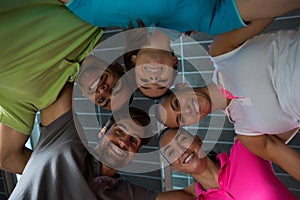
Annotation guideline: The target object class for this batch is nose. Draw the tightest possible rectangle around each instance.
[149,75,160,82]
[175,142,186,154]
[97,84,109,95]
[118,136,130,151]
[167,144,186,161]
[182,104,192,115]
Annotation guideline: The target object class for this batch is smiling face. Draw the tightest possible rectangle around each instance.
[159,128,207,174]
[77,58,132,111]
[133,49,178,98]
[96,117,145,169]
[158,87,211,128]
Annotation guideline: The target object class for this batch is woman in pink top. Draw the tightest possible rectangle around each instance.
[159,128,297,200]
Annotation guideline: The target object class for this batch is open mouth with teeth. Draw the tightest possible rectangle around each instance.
[109,142,126,159]
[192,100,200,114]
[183,152,195,164]
[143,65,164,73]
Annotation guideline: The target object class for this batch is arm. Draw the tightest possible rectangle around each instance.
[236,0,300,22]
[156,183,196,200]
[209,18,274,57]
[238,133,300,182]
[40,82,73,126]
[0,83,74,175]
[0,125,31,174]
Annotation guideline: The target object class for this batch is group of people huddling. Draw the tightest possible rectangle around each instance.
[1,0,300,199]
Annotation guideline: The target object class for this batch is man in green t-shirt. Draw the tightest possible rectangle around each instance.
[0,0,103,174]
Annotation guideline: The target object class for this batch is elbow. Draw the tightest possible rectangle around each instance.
[0,153,12,172]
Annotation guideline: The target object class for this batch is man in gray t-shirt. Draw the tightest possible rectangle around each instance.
[9,83,158,200]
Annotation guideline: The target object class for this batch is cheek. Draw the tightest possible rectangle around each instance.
[135,70,146,82]
[172,159,183,169]
[87,95,96,104]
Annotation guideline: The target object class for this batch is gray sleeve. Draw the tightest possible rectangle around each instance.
[130,182,158,200]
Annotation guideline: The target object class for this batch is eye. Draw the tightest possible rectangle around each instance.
[174,99,180,109]
[115,129,124,136]
[140,78,149,83]
[179,136,190,146]
[130,137,138,145]
[100,84,107,90]
[166,149,175,160]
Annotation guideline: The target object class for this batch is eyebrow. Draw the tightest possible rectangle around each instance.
[174,131,183,142]
[158,79,168,83]
[157,86,167,90]
[141,85,152,90]
[162,145,171,155]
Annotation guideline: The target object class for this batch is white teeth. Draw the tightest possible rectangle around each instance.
[111,144,123,156]
[192,100,200,114]
[90,77,100,90]
[184,152,194,164]
[145,66,162,73]
[146,68,160,73]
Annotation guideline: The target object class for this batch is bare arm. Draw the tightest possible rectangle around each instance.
[209,18,274,57]
[0,83,74,174]
[156,183,196,200]
[40,82,73,126]
[236,0,300,22]
[238,132,300,182]
[0,125,31,174]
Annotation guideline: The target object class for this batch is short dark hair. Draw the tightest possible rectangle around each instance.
[106,107,152,146]
[123,49,140,71]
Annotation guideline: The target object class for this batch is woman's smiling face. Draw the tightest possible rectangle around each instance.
[133,49,178,98]
[158,87,211,128]
[159,128,207,174]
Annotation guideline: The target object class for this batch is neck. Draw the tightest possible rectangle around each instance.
[101,164,117,177]
[192,158,220,190]
[196,83,229,112]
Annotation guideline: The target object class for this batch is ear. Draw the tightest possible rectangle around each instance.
[172,55,178,69]
[131,55,137,64]
[98,126,107,138]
